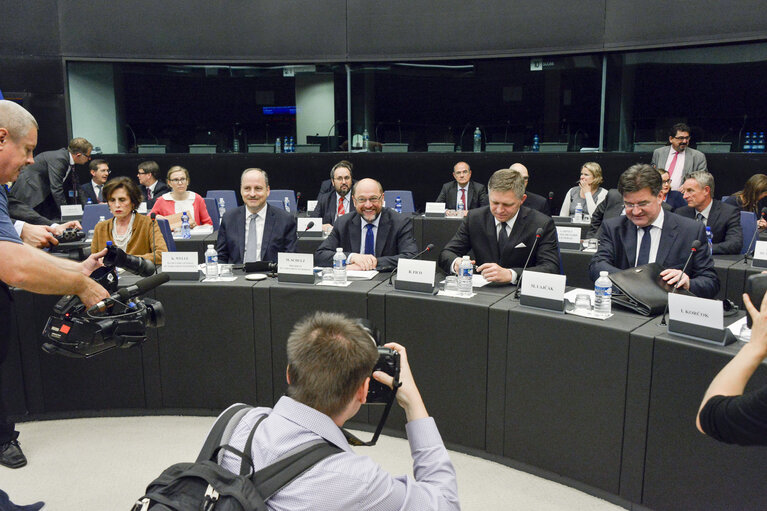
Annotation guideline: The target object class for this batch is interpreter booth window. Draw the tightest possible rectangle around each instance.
[68,62,348,154]
[605,41,767,153]
[348,56,602,153]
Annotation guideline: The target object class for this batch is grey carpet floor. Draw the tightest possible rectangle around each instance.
[1,416,624,510]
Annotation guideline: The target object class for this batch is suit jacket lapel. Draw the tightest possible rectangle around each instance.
[260,206,276,259]
[656,213,679,265]
[375,210,391,257]
[349,214,362,253]
[237,207,247,261]
[465,182,472,209]
[621,217,638,268]
[485,209,500,260]
[708,200,720,228]
[505,208,527,260]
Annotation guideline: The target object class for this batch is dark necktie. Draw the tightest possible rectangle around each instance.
[636,225,653,266]
[696,212,705,223]
[147,188,153,201]
[498,222,509,252]
[364,223,375,255]
[96,185,103,202]
[68,165,80,204]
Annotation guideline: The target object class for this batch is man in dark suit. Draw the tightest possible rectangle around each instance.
[137,160,170,209]
[676,171,743,255]
[315,178,418,270]
[313,160,353,228]
[587,188,674,239]
[9,137,92,220]
[439,168,560,284]
[79,159,110,204]
[215,168,297,264]
[435,161,488,211]
[509,162,551,215]
[651,122,707,191]
[589,164,719,298]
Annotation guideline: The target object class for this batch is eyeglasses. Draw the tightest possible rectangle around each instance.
[623,200,653,210]
[661,179,670,184]
[672,136,690,141]
[137,171,148,175]
[169,178,188,183]
[354,195,382,204]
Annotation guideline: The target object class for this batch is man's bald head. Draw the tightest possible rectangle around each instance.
[509,163,529,188]
[0,100,38,142]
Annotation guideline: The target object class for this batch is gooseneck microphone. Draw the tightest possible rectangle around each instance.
[547,192,554,211]
[388,243,435,285]
[514,227,543,299]
[660,239,701,326]
[744,207,767,263]
[88,272,170,314]
[296,221,315,241]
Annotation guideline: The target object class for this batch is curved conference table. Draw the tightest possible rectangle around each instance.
[6,226,767,511]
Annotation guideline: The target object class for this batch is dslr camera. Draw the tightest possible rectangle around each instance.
[356,319,401,403]
[42,244,167,358]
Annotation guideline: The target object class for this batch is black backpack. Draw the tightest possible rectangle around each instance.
[132,404,342,511]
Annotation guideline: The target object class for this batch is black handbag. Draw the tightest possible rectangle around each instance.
[608,262,691,316]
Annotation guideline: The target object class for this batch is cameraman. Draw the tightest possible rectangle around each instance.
[217,312,460,510]
[0,100,110,469]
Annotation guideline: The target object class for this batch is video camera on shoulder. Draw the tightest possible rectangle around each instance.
[42,244,168,358]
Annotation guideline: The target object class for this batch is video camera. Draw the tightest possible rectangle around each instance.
[42,244,168,358]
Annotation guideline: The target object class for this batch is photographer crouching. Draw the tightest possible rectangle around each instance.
[0,100,110,470]
[216,312,460,510]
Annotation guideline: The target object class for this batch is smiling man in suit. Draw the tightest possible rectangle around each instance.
[439,168,560,284]
[675,171,742,255]
[215,168,296,264]
[435,161,488,211]
[313,160,354,228]
[651,123,707,191]
[79,159,110,204]
[315,178,418,271]
[589,163,719,298]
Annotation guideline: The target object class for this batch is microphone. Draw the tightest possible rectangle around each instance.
[88,272,170,314]
[744,207,767,262]
[296,191,303,212]
[547,192,554,211]
[660,240,701,326]
[296,221,315,243]
[150,212,158,274]
[388,243,435,285]
[514,228,544,299]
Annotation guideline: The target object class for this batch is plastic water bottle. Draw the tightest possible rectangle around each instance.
[333,248,347,285]
[706,226,713,255]
[205,244,219,280]
[594,270,612,315]
[759,132,766,153]
[283,196,291,212]
[86,198,93,205]
[217,198,226,225]
[98,215,105,224]
[394,196,402,214]
[456,199,464,213]
[473,127,482,152]
[458,255,473,296]
[275,137,281,153]
[288,136,295,153]
[363,128,369,151]
[744,132,752,152]
[181,212,191,239]
[574,202,583,222]
[532,133,540,152]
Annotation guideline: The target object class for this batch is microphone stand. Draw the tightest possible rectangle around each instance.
[514,229,543,299]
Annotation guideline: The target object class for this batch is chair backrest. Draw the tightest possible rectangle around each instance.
[267,200,284,211]
[204,197,220,227]
[156,218,176,251]
[721,195,730,203]
[384,190,415,214]
[741,211,757,254]
[269,190,297,212]
[81,204,112,233]
[206,190,238,212]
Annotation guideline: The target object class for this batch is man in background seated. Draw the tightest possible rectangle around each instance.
[79,159,110,204]
[215,168,296,264]
[675,171,743,255]
[589,163,719,298]
[658,168,686,210]
[217,312,460,510]
[9,137,92,220]
[651,122,707,191]
[439,168,560,284]
[315,178,417,270]
[313,160,353,229]
[435,161,488,213]
[136,160,170,209]
[509,162,550,215]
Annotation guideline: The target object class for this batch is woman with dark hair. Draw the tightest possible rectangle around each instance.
[725,173,767,229]
[91,176,167,262]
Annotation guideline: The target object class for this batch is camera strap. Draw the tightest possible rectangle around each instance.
[340,378,401,447]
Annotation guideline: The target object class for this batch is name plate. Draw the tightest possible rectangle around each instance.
[60,204,83,219]
[556,226,582,250]
[394,259,436,293]
[306,200,318,213]
[519,270,566,312]
[667,293,736,345]
[424,202,446,217]
[138,202,148,214]
[753,240,767,268]
[278,252,314,283]
[297,217,323,237]
[162,252,200,280]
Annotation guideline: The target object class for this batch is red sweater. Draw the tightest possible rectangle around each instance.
[150,192,213,226]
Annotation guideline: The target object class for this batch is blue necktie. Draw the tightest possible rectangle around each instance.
[364,223,375,255]
[636,226,653,266]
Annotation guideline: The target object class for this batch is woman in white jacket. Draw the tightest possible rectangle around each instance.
[559,161,607,217]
